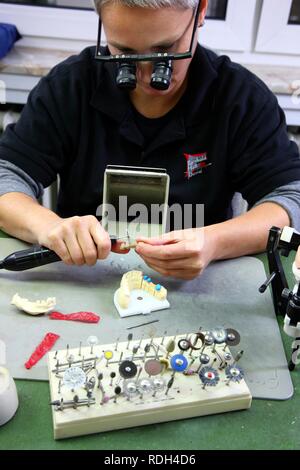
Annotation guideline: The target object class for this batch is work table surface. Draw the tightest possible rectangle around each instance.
[0,230,299,450]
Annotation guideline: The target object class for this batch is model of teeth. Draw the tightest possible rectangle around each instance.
[117,271,167,309]
[11,293,56,315]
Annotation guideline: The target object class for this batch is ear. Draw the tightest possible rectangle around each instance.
[198,0,208,27]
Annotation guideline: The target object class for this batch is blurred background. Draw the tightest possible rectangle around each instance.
[0,0,300,210]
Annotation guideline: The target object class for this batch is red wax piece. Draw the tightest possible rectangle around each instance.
[49,311,100,324]
[25,332,60,369]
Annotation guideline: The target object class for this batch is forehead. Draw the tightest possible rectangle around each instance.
[101,3,193,45]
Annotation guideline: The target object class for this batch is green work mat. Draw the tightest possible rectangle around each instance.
[0,238,293,400]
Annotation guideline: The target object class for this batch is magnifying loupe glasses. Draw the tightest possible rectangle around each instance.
[94,0,202,91]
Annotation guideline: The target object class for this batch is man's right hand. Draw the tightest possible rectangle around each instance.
[0,194,129,264]
[37,214,124,266]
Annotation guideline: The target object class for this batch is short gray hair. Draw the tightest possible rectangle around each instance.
[93,0,198,13]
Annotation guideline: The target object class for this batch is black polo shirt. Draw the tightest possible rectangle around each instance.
[0,44,300,227]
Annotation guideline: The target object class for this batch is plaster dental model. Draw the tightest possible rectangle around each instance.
[114,271,169,318]
[120,240,138,250]
[11,293,56,315]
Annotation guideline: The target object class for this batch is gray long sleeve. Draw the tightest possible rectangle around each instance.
[0,159,44,200]
[253,180,300,232]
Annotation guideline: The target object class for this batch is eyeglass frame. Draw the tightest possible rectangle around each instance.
[94,0,202,63]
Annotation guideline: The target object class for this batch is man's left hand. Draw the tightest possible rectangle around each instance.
[135,228,216,280]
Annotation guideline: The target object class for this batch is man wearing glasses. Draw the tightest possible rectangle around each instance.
[0,0,300,280]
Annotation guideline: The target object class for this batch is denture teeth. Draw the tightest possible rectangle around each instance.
[117,271,167,309]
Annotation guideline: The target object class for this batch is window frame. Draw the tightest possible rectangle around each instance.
[0,0,258,53]
[200,0,257,52]
[0,3,98,49]
[255,0,300,55]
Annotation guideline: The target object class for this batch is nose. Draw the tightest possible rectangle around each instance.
[136,61,153,84]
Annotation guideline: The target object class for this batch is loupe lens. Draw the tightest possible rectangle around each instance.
[151,60,173,90]
[116,63,137,90]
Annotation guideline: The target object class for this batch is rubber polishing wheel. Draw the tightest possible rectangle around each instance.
[119,360,138,379]
[144,359,163,376]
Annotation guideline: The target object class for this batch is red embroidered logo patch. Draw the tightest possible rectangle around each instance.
[184,152,211,179]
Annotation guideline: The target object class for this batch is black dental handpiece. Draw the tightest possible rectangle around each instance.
[0,237,119,272]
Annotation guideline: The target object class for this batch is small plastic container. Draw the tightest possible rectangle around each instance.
[0,366,19,426]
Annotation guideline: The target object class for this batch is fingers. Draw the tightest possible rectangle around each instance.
[45,215,112,266]
[144,260,201,280]
[136,229,200,246]
[141,254,196,270]
[47,223,83,265]
[136,228,207,280]
[77,226,99,265]
[135,240,197,260]
[141,253,204,279]
[136,231,182,246]
[63,228,86,265]
[89,220,111,260]
[47,237,73,265]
